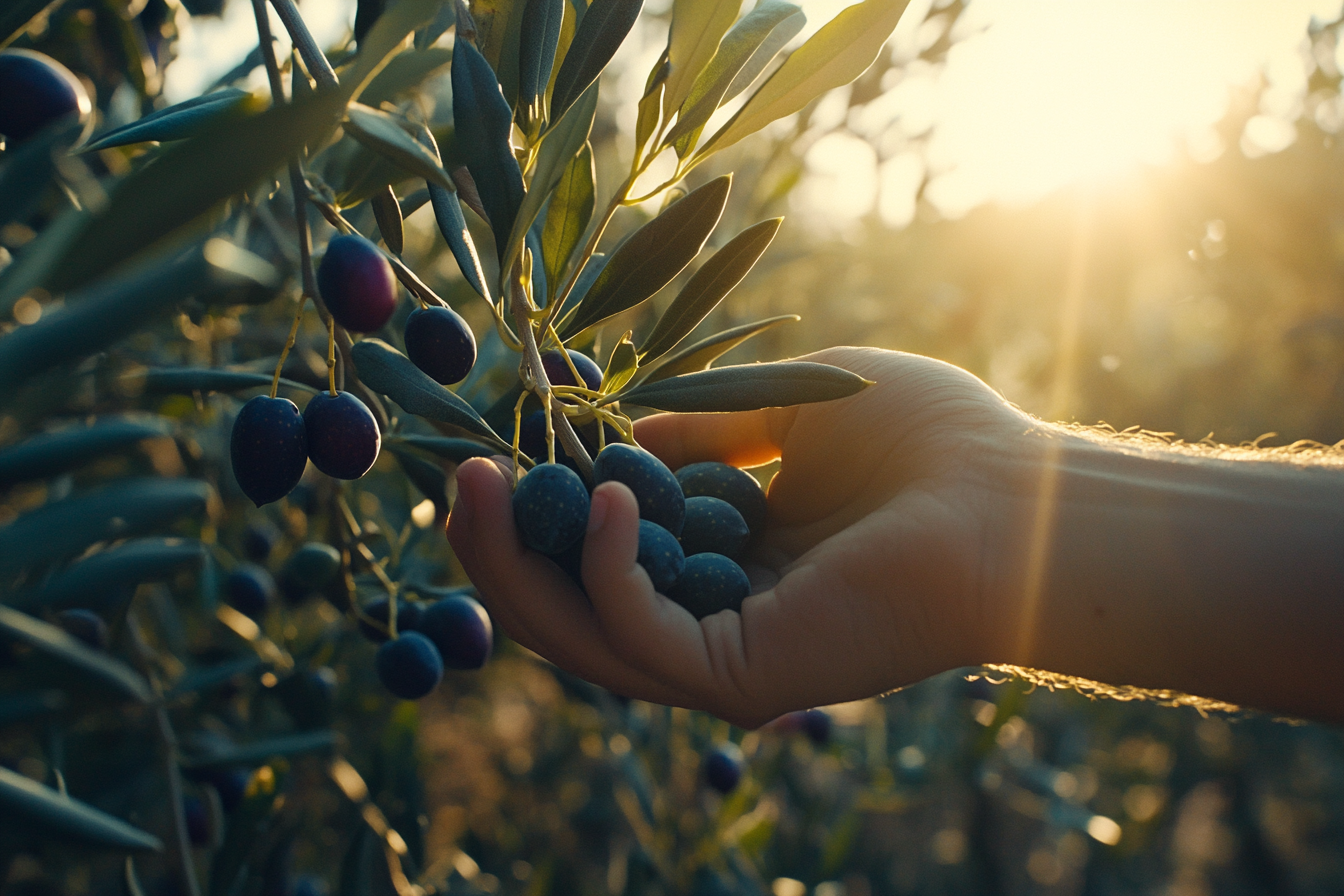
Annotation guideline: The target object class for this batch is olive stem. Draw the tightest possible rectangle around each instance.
[512,278,593,480]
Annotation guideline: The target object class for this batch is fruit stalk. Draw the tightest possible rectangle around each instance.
[511,278,593,479]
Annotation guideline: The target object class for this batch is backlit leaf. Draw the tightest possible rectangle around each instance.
[638,314,798,383]
[351,339,508,447]
[541,142,594,302]
[82,88,250,152]
[0,417,171,487]
[343,0,446,100]
[617,360,870,412]
[559,175,730,339]
[601,332,639,393]
[10,538,205,612]
[0,766,162,851]
[344,103,453,189]
[698,0,912,159]
[0,478,211,578]
[371,184,405,253]
[550,0,643,121]
[663,0,739,115]
[360,47,454,106]
[428,181,490,298]
[0,605,154,703]
[518,0,565,121]
[452,38,526,259]
[639,217,781,363]
[502,83,598,288]
[663,2,804,154]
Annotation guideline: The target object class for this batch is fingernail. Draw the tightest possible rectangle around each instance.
[587,488,609,534]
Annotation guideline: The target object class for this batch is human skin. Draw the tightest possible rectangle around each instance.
[447,347,1344,728]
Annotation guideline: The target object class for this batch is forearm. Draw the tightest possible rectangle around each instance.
[986,428,1344,723]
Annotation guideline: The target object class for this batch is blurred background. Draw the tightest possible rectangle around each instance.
[4,0,1344,894]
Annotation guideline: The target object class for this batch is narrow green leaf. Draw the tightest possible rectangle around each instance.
[133,367,319,396]
[0,0,66,49]
[370,184,405,254]
[699,0,912,159]
[663,2,804,153]
[541,142,594,302]
[471,0,528,103]
[343,0,446,101]
[0,90,344,306]
[82,89,250,152]
[427,182,490,298]
[354,0,387,47]
[633,59,666,158]
[502,83,598,289]
[617,360,869,412]
[663,0,739,115]
[0,606,154,703]
[639,217,781,363]
[549,0,643,121]
[361,47,454,107]
[344,103,453,188]
[181,731,338,769]
[0,239,279,392]
[518,0,565,120]
[387,434,496,462]
[0,417,171,488]
[559,174,730,340]
[452,37,526,258]
[415,1,456,50]
[638,314,799,383]
[0,766,162,851]
[601,332,639,393]
[0,478,211,578]
[10,538,205,612]
[351,339,508,447]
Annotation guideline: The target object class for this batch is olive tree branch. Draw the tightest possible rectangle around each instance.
[267,0,339,90]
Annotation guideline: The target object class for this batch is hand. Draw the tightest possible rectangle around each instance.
[447,347,1032,727]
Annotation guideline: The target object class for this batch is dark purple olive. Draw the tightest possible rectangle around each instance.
[317,234,398,333]
[225,563,276,618]
[55,609,108,650]
[303,391,380,480]
[231,396,308,506]
[375,632,443,699]
[0,50,90,145]
[404,306,477,385]
[704,743,743,794]
[541,349,603,391]
[416,593,492,670]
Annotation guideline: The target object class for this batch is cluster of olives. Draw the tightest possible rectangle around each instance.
[512,442,766,619]
[230,234,477,507]
[357,589,493,700]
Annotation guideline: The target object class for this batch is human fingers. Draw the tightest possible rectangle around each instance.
[447,458,705,709]
[633,406,796,471]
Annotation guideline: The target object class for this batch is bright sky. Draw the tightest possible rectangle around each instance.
[165,0,1344,227]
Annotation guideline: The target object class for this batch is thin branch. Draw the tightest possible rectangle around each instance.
[268,0,339,89]
[512,277,593,479]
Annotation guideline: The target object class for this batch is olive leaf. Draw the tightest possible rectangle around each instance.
[343,0,447,101]
[0,417,171,487]
[662,0,740,116]
[9,538,205,612]
[389,446,451,509]
[0,478,211,578]
[601,332,639,393]
[559,174,730,340]
[452,37,526,259]
[82,88,251,152]
[387,434,497,462]
[697,0,913,159]
[0,118,83,230]
[134,367,319,396]
[634,64,667,158]
[471,0,529,104]
[181,731,338,769]
[541,143,595,302]
[502,83,599,291]
[370,185,405,253]
[518,0,565,124]
[550,0,644,121]
[637,314,799,384]
[0,606,154,703]
[0,766,162,851]
[351,339,508,448]
[0,239,279,390]
[428,182,491,299]
[664,1,805,155]
[343,103,454,189]
[638,217,782,363]
[617,360,870,412]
